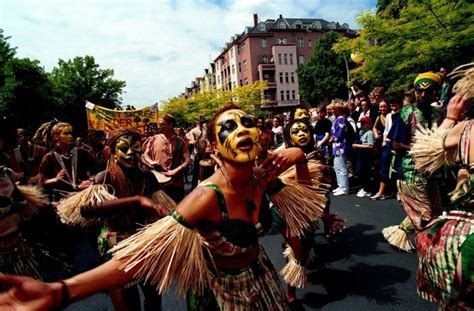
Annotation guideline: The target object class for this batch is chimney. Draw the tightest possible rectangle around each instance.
[253,14,258,26]
[279,14,282,19]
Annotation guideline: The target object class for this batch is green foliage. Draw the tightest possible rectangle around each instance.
[297,31,349,105]
[50,56,126,132]
[161,80,267,126]
[333,0,474,93]
[1,58,55,130]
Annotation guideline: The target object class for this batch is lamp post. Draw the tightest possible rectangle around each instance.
[343,54,351,100]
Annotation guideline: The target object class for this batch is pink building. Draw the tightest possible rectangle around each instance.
[214,14,355,110]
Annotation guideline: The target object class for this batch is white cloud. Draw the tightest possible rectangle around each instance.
[1,0,375,108]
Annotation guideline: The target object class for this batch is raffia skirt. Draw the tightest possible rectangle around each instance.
[188,244,289,311]
[0,230,41,291]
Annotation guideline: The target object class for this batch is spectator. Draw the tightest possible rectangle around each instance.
[330,103,351,196]
[186,116,208,189]
[272,115,284,148]
[256,116,274,164]
[14,128,48,185]
[326,103,336,123]
[353,116,374,198]
[371,95,402,200]
[142,114,192,202]
[357,99,371,129]
[313,105,332,157]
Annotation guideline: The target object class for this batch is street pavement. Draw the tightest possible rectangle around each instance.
[65,190,438,310]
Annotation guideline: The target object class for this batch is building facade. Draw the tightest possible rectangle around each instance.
[214,14,355,109]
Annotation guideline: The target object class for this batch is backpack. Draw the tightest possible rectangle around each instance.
[344,119,357,144]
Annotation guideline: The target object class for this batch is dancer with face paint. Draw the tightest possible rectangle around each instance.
[382,72,443,252]
[407,64,473,308]
[77,128,165,311]
[0,104,327,310]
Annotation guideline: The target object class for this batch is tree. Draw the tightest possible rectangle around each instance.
[333,0,474,94]
[1,58,55,131]
[0,29,17,112]
[161,81,267,126]
[297,31,349,105]
[49,56,126,133]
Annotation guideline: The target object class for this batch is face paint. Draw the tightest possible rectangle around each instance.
[294,108,309,120]
[58,126,74,146]
[215,109,259,163]
[415,83,436,105]
[290,121,311,147]
[114,135,142,168]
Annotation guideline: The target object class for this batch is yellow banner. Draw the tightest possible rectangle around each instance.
[85,101,159,134]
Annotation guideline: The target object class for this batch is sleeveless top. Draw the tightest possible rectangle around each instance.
[172,182,284,258]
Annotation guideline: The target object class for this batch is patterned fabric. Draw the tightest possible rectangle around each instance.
[197,182,274,257]
[188,245,288,311]
[416,214,474,308]
[415,119,474,308]
[176,182,290,310]
[397,180,441,230]
[389,104,436,183]
[331,116,350,156]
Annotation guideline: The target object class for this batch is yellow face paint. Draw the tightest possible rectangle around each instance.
[215,109,259,163]
[294,108,309,120]
[290,121,311,147]
[58,126,74,146]
[114,135,142,168]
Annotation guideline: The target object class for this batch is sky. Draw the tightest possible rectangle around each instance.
[1,0,376,108]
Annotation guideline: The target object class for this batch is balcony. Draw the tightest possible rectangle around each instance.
[264,80,276,88]
[257,63,275,71]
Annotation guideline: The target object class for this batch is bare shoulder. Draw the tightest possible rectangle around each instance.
[445,120,469,149]
[175,185,220,226]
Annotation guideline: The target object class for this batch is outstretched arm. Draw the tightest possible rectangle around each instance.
[0,259,138,310]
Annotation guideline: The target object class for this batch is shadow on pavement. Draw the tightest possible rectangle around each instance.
[313,223,389,264]
[304,263,411,308]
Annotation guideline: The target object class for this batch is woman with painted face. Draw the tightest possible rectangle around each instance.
[0,104,326,310]
[39,122,100,196]
[78,128,166,311]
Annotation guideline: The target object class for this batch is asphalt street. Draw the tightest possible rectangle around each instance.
[63,188,437,311]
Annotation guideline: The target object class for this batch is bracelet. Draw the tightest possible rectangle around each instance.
[57,280,70,308]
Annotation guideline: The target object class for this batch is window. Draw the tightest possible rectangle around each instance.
[298,38,304,48]
[308,40,312,48]
[261,38,267,48]
[277,22,286,29]
[258,23,266,31]
[280,90,285,100]
[290,72,295,83]
[230,49,234,58]
[244,77,248,85]
[232,81,236,89]
[289,53,294,65]
[283,54,288,65]
[278,53,282,65]
[292,90,296,99]
[285,72,289,83]
[279,72,283,83]
[277,38,287,44]
[262,56,269,64]
[240,80,243,86]
[242,60,247,72]
[286,90,290,100]
[231,64,235,74]
[238,62,242,72]
[298,56,305,65]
